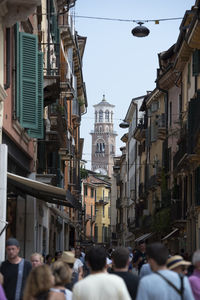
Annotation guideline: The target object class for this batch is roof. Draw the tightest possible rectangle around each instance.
[93,95,115,108]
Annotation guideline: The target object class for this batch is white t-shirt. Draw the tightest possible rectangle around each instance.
[50,288,72,300]
[72,272,131,300]
[73,258,83,273]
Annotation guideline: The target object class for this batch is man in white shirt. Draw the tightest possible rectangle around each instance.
[136,242,194,300]
[72,246,131,300]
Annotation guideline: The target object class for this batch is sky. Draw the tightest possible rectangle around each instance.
[73,0,195,168]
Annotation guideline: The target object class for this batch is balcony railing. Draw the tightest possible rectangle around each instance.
[134,124,146,141]
[173,138,187,170]
[96,197,110,205]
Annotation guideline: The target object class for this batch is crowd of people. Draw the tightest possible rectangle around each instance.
[0,238,200,299]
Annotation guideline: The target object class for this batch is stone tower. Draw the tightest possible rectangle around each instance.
[91,95,117,177]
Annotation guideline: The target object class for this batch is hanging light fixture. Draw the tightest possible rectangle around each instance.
[119,120,129,128]
[131,22,150,37]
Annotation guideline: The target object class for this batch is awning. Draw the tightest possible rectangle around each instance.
[7,172,78,208]
[162,228,179,241]
[135,232,153,243]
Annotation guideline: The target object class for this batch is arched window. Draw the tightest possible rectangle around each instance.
[111,111,113,122]
[105,126,109,132]
[100,143,102,152]
[102,143,105,152]
[96,143,99,152]
[95,111,97,122]
[99,110,103,122]
[105,110,109,122]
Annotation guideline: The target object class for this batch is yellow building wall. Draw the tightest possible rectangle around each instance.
[95,185,110,243]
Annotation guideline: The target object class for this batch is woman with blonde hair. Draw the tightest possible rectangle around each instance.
[23,264,64,300]
[30,253,44,268]
[50,260,72,300]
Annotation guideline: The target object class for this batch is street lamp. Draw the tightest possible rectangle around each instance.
[131,22,150,37]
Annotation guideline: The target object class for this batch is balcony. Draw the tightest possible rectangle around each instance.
[134,124,146,142]
[72,98,81,120]
[173,137,188,170]
[1,0,41,27]
[96,197,110,205]
[157,114,166,140]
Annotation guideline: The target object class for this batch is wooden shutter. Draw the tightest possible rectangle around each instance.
[192,50,200,76]
[29,52,44,139]
[19,32,38,129]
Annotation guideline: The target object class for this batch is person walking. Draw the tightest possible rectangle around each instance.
[50,260,72,300]
[23,264,56,300]
[167,255,191,275]
[60,251,78,291]
[0,238,32,300]
[72,246,131,300]
[188,249,200,300]
[132,241,147,274]
[0,273,7,300]
[30,253,44,269]
[111,247,139,300]
[136,242,194,300]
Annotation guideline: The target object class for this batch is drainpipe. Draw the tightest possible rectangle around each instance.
[0,145,8,262]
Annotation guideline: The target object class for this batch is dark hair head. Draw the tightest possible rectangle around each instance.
[112,247,129,269]
[87,246,106,271]
[138,240,145,245]
[6,238,20,248]
[146,243,169,266]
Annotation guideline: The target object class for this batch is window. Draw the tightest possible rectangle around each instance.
[95,111,97,122]
[105,110,109,122]
[84,186,88,196]
[192,49,200,76]
[179,94,182,119]
[94,225,98,243]
[169,102,172,127]
[96,143,99,152]
[91,188,94,198]
[103,205,105,217]
[99,110,103,122]
[151,101,159,112]
[187,61,191,84]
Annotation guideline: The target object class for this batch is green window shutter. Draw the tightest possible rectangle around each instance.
[29,52,44,139]
[19,32,38,129]
[192,49,200,76]
[15,23,20,119]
